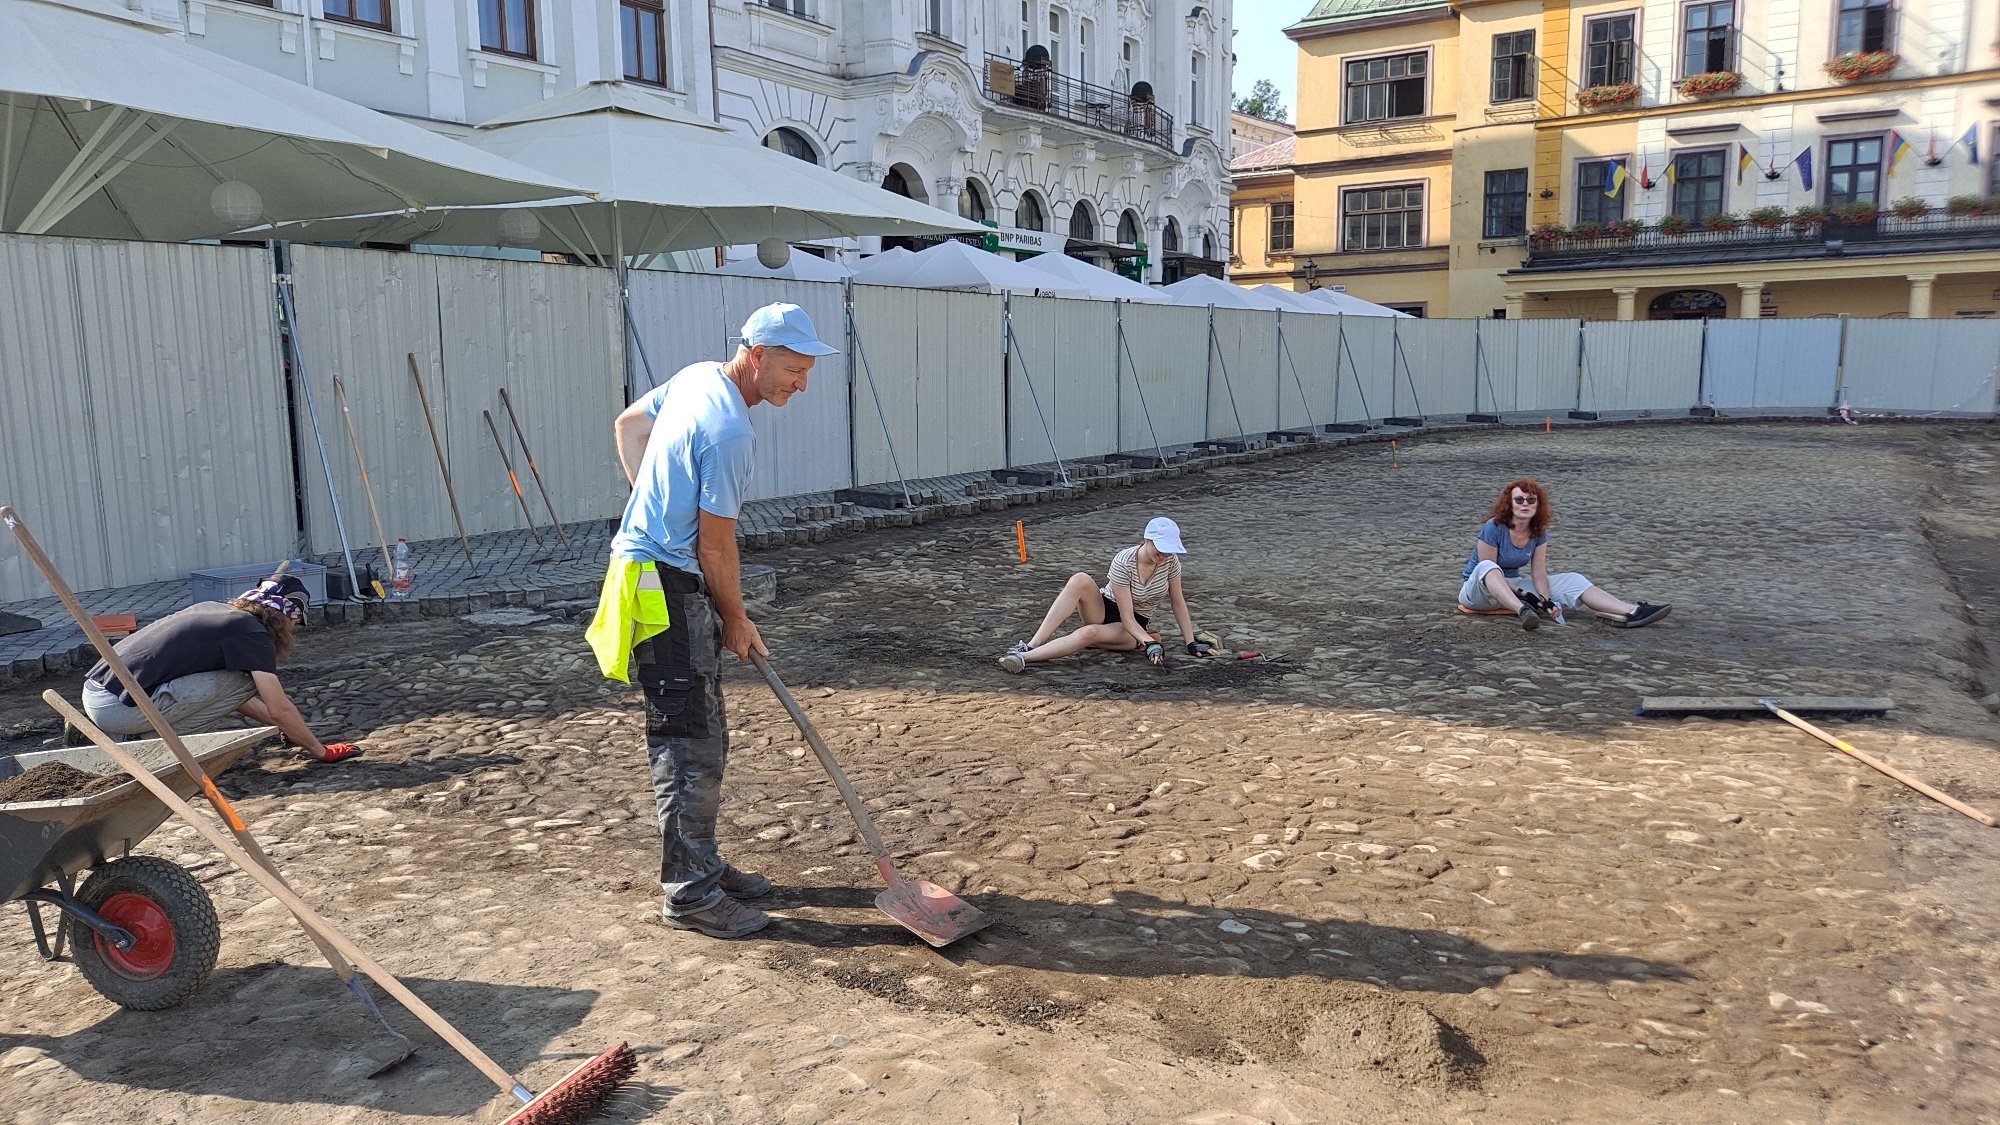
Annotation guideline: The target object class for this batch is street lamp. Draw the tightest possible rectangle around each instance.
[1302,258,1319,290]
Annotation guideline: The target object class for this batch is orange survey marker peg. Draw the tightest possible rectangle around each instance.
[1015,520,1029,563]
[1390,439,1401,469]
[1545,415,1552,434]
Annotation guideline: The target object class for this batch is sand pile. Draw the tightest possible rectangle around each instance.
[0,761,126,804]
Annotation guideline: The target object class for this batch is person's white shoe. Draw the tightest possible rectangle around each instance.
[998,652,1027,673]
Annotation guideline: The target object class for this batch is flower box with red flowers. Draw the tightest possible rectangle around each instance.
[1676,71,1742,98]
[1824,51,1898,82]
[1577,83,1641,111]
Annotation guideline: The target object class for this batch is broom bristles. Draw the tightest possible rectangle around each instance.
[501,1043,636,1125]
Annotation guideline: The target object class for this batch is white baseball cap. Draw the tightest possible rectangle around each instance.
[740,302,840,356]
[1144,516,1186,554]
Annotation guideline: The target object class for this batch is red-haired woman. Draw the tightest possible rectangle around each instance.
[1458,479,1670,630]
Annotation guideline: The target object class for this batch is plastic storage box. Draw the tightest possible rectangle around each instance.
[188,560,327,607]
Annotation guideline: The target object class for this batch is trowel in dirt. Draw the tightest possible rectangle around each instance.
[752,652,993,948]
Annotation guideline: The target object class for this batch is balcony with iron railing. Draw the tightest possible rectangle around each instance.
[1521,206,2000,271]
[980,53,1176,151]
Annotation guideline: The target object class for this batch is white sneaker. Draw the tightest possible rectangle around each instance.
[1007,640,1032,656]
[998,652,1027,673]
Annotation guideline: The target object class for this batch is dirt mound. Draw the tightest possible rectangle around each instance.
[0,761,125,804]
[1154,978,1485,1091]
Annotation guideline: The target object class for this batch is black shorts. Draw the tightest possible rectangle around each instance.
[1100,595,1149,631]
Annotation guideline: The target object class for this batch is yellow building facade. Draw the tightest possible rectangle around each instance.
[1228,137,1297,287]
[1265,0,2000,319]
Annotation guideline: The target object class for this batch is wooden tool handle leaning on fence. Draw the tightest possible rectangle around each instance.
[406,353,480,576]
[1761,701,1997,827]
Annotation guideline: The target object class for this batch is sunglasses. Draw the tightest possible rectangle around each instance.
[1511,495,1539,505]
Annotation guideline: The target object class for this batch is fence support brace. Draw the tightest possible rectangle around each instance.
[1114,301,1168,466]
[1206,306,1251,441]
[1275,310,1319,432]
[273,243,360,599]
[844,279,915,507]
[1004,293,1071,485]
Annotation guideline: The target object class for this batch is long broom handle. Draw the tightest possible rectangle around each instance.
[44,694,535,1106]
[332,375,397,584]
[749,653,893,864]
[498,388,573,555]
[405,353,480,575]
[482,410,544,547]
[1761,701,1997,827]
[0,508,355,982]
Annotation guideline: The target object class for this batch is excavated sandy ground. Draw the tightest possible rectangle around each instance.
[2,422,1997,1124]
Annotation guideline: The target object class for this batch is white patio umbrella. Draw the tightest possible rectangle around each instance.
[714,247,853,281]
[259,83,982,259]
[1162,273,1297,311]
[848,239,1090,298]
[1300,287,1414,317]
[1,0,588,241]
[1018,252,1172,303]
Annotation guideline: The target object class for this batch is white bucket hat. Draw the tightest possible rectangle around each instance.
[1144,516,1186,554]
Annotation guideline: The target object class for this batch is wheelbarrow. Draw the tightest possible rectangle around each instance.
[0,726,271,1010]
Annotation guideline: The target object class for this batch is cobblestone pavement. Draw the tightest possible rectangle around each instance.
[0,422,1996,1125]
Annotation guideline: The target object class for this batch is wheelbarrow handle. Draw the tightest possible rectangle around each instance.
[749,652,894,865]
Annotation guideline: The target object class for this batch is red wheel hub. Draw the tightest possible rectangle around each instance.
[93,893,176,980]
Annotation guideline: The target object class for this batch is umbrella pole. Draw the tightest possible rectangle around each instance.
[274,244,362,600]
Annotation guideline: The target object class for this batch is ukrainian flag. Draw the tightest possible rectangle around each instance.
[1605,159,1628,197]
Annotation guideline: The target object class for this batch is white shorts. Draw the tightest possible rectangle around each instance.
[1458,561,1593,610]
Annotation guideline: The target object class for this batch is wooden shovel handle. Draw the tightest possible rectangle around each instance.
[1762,702,1996,827]
[749,652,894,864]
[46,694,533,1105]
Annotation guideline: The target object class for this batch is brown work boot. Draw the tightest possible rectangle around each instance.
[662,897,770,939]
[720,864,774,899]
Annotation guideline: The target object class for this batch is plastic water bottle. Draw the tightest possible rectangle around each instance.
[392,539,412,598]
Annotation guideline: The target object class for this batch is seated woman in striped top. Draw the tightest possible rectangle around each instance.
[999,517,1216,672]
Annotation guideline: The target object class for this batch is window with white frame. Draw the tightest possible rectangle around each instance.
[1190,53,1202,126]
[1491,30,1534,103]
[763,0,809,17]
[1342,183,1425,250]
[1344,51,1427,124]
[960,178,990,223]
[1020,0,1031,55]
[1119,39,1137,92]
[763,128,819,164]
[1049,8,1064,72]
[1079,18,1092,83]
[476,0,533,57]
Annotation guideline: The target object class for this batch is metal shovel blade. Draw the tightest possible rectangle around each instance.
[874,861,992,948]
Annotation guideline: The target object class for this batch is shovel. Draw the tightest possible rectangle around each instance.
[750,653,993,948]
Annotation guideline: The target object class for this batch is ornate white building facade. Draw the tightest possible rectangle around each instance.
[104,0,1232,278]
[708,0,1234,280]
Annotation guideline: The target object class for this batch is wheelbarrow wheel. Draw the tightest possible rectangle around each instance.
[64,855,221,1011]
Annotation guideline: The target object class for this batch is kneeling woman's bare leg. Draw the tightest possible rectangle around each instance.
[1027,572,1104,648]
[1025,622,1141,664]
[1480,568,1527,612]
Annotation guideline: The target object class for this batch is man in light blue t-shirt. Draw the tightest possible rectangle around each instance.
[610,302,836,939]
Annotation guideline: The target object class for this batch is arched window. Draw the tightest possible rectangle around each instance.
[1017,191,1048,231]
[1116,209,1141,245]
[882,165,920,199]
[1202,230,1216,260]
[1068,201,1097,241]
[960,179,990,223]
[763,128,818,165]
[1162,216,1181,253]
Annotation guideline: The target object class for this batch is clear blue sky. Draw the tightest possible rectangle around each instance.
[1231,2,1319,123]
